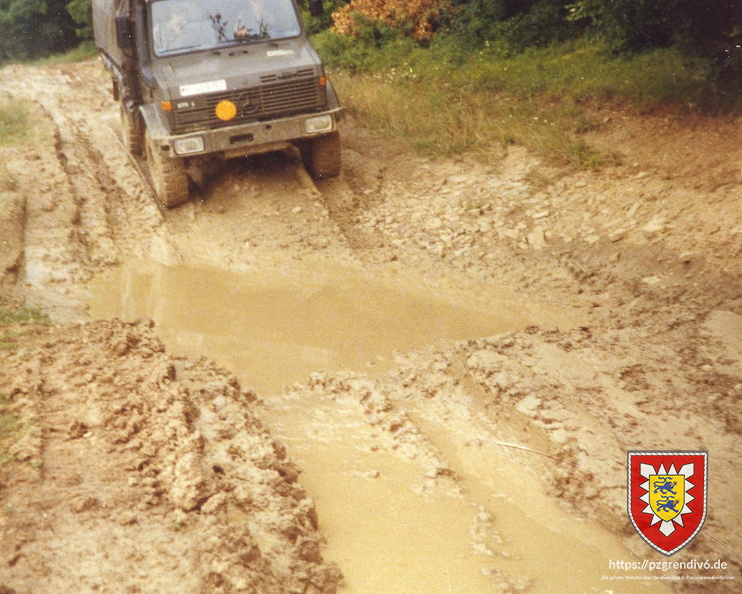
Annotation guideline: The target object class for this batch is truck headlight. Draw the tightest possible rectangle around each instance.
[173,136,205,155]
[305,115,333,135]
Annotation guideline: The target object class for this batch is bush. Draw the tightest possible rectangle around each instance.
[497,1,580,52]
[320,0,740,96]
[466,40,710,107]
[299,0,350,35]
[0,0,79,63]
[66,0,93,40]
[312,26,418,71]
[332,0,455,41]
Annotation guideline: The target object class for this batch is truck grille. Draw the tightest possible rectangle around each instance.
[172,69,324,134]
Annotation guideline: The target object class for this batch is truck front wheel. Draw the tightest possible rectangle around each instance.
[145,129,190,208]
[300,132,341,180]
[120,102,142,157]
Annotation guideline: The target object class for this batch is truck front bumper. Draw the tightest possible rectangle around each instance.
[145,107,344,160]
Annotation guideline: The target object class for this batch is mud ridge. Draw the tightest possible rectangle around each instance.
[0,319,342,593]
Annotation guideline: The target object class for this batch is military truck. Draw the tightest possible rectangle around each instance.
[93,0,342,207]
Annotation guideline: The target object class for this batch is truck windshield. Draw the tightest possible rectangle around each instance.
[150,0,302,56]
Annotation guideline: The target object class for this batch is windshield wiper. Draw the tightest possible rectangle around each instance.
[163,44,203,54]
[218,35,269,46]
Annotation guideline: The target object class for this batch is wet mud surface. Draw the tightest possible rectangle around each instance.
[1,59,741,592]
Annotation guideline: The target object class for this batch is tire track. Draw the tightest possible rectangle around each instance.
[0,61,167,318]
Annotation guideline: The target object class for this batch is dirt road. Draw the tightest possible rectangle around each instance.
[1,59,741,592]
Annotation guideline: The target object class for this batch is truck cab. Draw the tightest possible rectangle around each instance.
[94,0,342,207]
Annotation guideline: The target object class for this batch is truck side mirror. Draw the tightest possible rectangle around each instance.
[309,0,324,17]
[116,16,134,51]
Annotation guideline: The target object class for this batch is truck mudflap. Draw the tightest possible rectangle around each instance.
[139,104,344,161]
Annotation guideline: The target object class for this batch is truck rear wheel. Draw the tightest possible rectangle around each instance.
[300,132,341,180]
[145,129,190,208]
[120,102,142,157]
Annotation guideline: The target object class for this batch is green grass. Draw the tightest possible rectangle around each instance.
[0,337,18,352]
[0,393,17,466]
[315,32,719,165]
[332,67,617,166]
[33,41,99,66]
[0,412,16,440]
[0,306,48,360]
[0,306,48,325]
[0,98,30,146]
[463,41,710,107]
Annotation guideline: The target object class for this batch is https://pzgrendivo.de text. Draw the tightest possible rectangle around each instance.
[603,559,735,582]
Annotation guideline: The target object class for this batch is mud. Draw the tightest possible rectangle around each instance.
[0,319,342,593]
[1,58,741,592]
[86,258,576,393]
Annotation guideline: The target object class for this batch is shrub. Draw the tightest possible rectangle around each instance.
[0,0,79,62]
[332,0,455,41]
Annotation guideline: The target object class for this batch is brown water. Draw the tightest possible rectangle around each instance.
[88,259,670,593]
[88,258,554,394]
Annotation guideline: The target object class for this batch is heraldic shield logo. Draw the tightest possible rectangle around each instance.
[627,451,708,556]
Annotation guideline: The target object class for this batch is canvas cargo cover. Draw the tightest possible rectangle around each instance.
[92,0,134,68]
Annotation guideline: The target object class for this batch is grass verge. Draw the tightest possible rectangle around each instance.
[0,392,17,466]
[0,306,48,325]
[0,306,48,357]
[33,41,99,66]
[315,33,718,165]
[0,98,30,147]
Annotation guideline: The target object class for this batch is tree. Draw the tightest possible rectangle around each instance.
[66,0,93,41]
[566,0,741,53]
[0,0,78,61]
[451,0,577,49]
[566,0,741,84]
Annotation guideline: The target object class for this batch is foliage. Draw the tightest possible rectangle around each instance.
[449,0,506,46]
[321,0,740,93]
[0,306,48,372]
[0,0,736,90]
[450,0,578,48]
[332,0,455,41]
[494,1,580,52]
[0,407,16,440]
[567,0,683,51]
[321,35,715,164]
[299,0,350,34]
[65,0,93,40]
[565,0,741,85]
[34,39,98,65]
[0,305,48,325]
[0,0,79,62]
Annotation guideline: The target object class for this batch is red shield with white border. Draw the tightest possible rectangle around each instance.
[627,451,708,556]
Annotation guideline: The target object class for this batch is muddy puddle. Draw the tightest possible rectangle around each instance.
[87,259,668,593]
[87,258,562,394]
[266,392,670,594]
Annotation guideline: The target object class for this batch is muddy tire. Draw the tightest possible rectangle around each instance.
[120,102,142,157]
[145,129,190,208]
[301,132,341,180]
